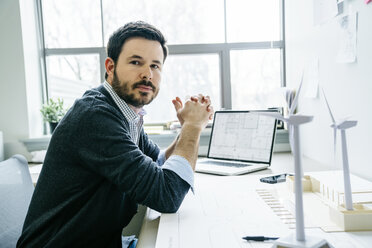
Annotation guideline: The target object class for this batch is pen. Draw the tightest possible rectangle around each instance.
[242,236,279,241]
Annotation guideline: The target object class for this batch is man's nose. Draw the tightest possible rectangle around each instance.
[140,67,153,80]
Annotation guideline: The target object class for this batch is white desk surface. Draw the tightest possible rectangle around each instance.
[137,153,372,248]
[28,153,372,247]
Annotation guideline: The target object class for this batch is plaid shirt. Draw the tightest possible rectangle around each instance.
[103,81,145,145]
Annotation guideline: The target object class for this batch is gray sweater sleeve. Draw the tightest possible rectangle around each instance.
[72,96,190,213]
[139,128,160,162]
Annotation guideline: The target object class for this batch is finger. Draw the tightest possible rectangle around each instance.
[190,94,203,102]
[207,105,214,112]
[208,106,214,120]
[200,95,206,104]
[185,95,199,102]
[197,94,210,104]
[190,96,198,102]
[172,99,182,112]
[175,96,183,108]
[203,95,211,104]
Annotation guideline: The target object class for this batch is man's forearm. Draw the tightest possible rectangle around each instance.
[171,123,202,170]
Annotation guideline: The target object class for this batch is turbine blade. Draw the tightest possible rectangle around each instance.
[337,117,351,126]
[290,71,304,115]
[321,88,336,124]
[338,120,358,129]
[285,89,292,114]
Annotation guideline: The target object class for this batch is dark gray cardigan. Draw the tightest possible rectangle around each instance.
[17,85,189,248]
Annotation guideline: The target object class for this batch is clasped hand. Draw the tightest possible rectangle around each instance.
[172,94,214,129]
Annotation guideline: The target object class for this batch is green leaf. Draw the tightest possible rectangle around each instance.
[40,98,67,123]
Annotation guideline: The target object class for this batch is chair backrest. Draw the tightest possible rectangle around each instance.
[0,155,34,248]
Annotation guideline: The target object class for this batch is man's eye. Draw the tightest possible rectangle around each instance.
[130,61,140,65]
[152,64,160,69]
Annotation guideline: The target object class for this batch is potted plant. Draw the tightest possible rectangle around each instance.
[40,98,67,133]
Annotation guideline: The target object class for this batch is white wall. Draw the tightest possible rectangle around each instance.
[19,0,44,139]
[0,0,30,159]
[0,0,42,160]
[285,0,372,181]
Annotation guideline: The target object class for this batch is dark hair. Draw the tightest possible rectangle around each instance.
[105,21,168,79]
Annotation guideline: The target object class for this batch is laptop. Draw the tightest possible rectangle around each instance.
[195,110,277,176]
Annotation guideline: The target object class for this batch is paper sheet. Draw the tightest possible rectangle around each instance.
[336,12,358,63]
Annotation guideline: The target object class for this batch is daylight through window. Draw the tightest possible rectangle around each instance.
[38,0,285,124]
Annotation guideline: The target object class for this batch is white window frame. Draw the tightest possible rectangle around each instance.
[36,0,286,124]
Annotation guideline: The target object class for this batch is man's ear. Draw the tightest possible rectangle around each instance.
[105,57,115,82]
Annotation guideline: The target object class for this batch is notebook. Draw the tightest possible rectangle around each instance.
[195,110,277,176]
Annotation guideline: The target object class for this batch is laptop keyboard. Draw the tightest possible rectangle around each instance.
[200,160,251,168]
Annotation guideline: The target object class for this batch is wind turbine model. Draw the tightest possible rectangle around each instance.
[322,88,357,211]
[256,74,329,248]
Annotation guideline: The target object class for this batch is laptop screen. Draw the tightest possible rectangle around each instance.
[207,110,277,164]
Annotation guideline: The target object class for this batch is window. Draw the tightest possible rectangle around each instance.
[37,0,285,126]
[145,54,221,123]
[230,49,282,110]
[226,0,281,42]
[102,0,225,45]
[46,54,101,108]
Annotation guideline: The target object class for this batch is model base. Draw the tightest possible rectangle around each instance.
[272,233,333,248]
[329,203,372,231]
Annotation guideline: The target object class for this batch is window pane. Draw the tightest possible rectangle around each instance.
[42,0,102,48]
[230,49,282,110]
[226,0,281,42]
[46,54,101,108]
[102,0,225,45]
[144,54,221,123]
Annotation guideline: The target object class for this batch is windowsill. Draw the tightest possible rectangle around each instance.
[20,135,51,152]
[20,129,290,155]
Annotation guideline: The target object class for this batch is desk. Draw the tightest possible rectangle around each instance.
[137,153,372,248]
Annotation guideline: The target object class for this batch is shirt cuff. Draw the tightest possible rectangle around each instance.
[156,150,166,166]
[162,155,194,192]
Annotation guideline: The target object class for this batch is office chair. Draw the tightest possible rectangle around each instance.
[0,155,34,248]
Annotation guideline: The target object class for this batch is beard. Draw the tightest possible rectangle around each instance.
[111,69,158,108]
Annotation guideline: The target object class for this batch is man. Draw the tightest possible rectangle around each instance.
[17,21,213,247]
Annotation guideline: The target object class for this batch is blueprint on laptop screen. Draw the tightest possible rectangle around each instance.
[208,112,276,163]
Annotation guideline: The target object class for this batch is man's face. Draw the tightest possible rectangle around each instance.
[109,37,164,108]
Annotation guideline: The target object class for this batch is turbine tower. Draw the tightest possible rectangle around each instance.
[322,88,357,210]
[257,73,330,247]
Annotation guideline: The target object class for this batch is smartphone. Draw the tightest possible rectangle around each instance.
[260,174,291,184]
